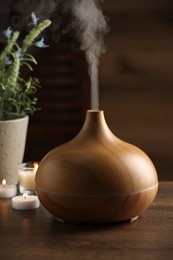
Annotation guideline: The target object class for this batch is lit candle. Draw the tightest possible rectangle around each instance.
[12,193,40,210]
[18,162,39,194]
[0,179,17,198]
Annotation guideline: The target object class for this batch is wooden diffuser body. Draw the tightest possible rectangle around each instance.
[35,110,158,223]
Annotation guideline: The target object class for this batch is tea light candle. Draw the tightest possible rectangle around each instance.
[18,162,39,194]
[12,193,40,210]
[0,179,17,198]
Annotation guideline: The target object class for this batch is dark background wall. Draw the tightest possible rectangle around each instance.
[0,0,173,181]
[99,0,173,181]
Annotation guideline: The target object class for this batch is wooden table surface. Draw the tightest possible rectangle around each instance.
[0,181,173,260]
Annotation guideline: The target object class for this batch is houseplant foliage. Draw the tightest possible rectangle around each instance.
[0,13,52,121]
[0,13,51,184]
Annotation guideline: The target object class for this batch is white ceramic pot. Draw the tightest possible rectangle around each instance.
[0,116,29,184]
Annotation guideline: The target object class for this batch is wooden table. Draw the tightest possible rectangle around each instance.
[0,182,173,260]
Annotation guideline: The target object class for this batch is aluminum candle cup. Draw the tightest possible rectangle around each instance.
[18,162,39,194]
[12,193,40,210]
[0,179,17,198]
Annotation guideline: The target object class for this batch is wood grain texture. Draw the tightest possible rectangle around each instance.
[0,182,173,259]
[35,110,158,223]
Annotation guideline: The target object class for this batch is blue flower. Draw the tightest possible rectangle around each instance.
[31,12,39,25]
[4,57,12,65]
[15,49,22,58]
[35,37,49,48]
[3,27,13,39]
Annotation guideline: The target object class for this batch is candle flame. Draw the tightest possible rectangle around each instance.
[2,179,6,187]
[33,162,39,174]
[23,193,28,199]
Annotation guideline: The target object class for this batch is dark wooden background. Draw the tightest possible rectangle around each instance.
[99,0,173,181]
[0,0,173,181]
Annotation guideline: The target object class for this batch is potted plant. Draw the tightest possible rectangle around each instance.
[0,13,51,184]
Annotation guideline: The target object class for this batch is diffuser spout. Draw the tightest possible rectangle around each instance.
[78,110,118,143]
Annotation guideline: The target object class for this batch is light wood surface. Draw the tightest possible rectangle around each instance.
[35,110,158,223]
[0,181,173,259]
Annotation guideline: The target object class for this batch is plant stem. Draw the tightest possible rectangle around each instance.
[6,54,20,90]
[22,20,52,53]
[0,31,20,62]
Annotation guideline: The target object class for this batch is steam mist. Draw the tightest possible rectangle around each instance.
[73,0,108,110]
[0,0,109,110]
[52,0,109,110]
[53,0,109,110]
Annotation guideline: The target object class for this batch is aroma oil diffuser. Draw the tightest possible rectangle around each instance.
[35,110,158,223]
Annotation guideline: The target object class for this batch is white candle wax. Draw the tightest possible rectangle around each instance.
[0,179,17,198]
[12,193,40,210]
[18,162,38,193]
[19,169,36,190]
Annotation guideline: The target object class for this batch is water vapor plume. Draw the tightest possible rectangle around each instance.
[73,0,109,110]
[0,0,109,110]
[52,0,109,110]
